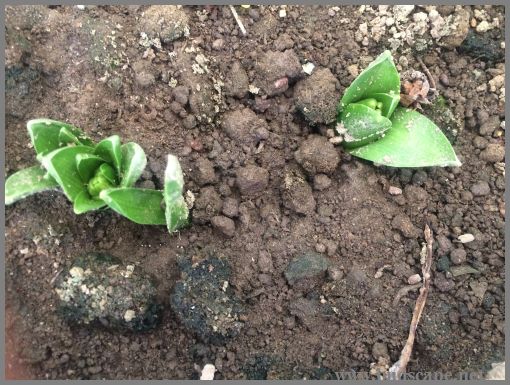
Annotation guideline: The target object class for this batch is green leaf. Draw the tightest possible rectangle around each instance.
[5,165,60,205]
[27,119,93,156]
[58,126,93,147]
[94,135,122,175]
[97,163,118,185]
[27,119,65,155]
[164,154,189,232]
[371,92,401,118]
[339,103,392,148]
[120,142,147,187]
[76,154,105,182]
[40,146,94,201]
[347,107,462,168]
[339,50,400,113]
[73,190,106,214]
[99,188,166,225]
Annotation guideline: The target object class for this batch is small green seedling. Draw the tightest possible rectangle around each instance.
[336,51,461,168]
[5,119,189,233]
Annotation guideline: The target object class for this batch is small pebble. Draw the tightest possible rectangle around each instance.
[200,364,215,380]
[458,234,475,243]
[408,274,421,284]
[388,186,402,195]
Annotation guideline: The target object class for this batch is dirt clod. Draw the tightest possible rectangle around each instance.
[211,215,236,238]
[294,68,340,124]
[282,166,316,215]
[236,165,269,196]
[170,257,245,345]
[295,135,340,175]
[139,5,189,43]
[55,253,161,331]
[222,108,269,146]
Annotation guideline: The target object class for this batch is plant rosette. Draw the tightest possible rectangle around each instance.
[336,50,461,168]
[5,119,189,233]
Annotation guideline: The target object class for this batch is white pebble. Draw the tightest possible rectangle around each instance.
[458,234,475,243]
[388,186,403,195]
[279,9,286,18]
[124,309,136,322]
[302,62,315,75]
[200,364,216,380]
[408,274,422,285]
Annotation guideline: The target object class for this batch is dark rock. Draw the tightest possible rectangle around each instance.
[284,252,329,286]
[170,257,245,344]
[294,68,340,124]
[221,108,269,146]
[436,255,451,272]
[294,135,340,175]
[55,253,161,331]
[236,165,269,196]
[281,166,316,215]
[211,215,235,237]
[421,96,462,144]
[458,28,504,63]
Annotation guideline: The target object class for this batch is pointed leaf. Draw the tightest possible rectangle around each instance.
[164,154,189,232]
[5,165,60,205]
[94,135,122,174]
[58,126,94,147]
[99,188,166,225]
[76,154,105,182]
[27,119,65,155]
[339,103,392,148]
[73,190,106,214]
[120,142,147,187]
[40,146,94,201]
[339,50,400,112]
[347,107,462,168]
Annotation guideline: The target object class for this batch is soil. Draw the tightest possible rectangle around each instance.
[4,5,505,380]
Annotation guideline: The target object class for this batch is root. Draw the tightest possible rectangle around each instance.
[229,5,247,36]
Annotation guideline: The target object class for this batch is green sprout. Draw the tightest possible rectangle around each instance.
[336,51,461,168]
[5,119,189,233]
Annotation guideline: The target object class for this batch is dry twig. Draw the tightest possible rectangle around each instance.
[416,56,437,92]
[389,224,433,380]
[229,5,247,36]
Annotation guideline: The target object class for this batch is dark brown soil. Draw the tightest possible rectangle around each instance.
[5,5,505,380]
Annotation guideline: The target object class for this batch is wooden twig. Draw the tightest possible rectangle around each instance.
[229,5,247,36]
[416,56,437,92]
[389,224,433,380]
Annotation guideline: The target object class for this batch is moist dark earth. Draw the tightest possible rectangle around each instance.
[4,5,505,380]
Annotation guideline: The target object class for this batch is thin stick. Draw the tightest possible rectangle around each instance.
[416,56,437,91]
[229,5,247,36]
[389,224,433,380]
